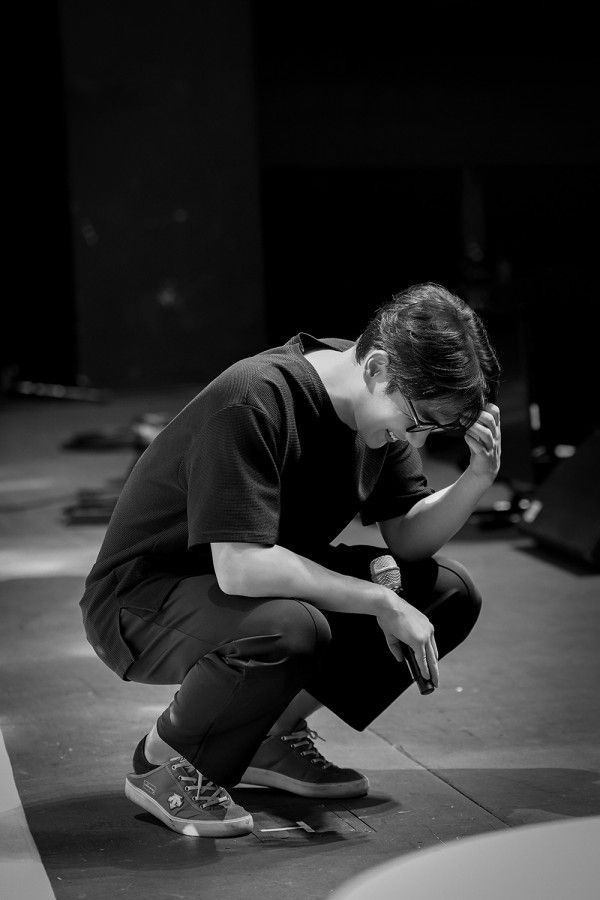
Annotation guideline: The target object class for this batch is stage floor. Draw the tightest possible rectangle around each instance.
[1,388,599,899]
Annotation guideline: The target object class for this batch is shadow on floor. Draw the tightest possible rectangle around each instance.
[23,764,600,877]
[23,789,397,870]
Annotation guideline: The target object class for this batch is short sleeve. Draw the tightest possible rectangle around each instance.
[360,440,434,526]
[185,405,281,547]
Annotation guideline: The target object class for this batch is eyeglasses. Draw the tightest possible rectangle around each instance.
[404,398,466,435]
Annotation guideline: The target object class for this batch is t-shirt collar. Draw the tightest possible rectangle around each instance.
[287,333,353,431]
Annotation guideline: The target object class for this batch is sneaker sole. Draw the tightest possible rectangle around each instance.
[124,780,254,838]
[239,767,369,798]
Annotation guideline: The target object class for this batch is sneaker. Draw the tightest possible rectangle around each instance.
[238,719,369,798]
[125,751,253,838]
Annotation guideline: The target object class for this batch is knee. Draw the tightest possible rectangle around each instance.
[437,556,482,628]
[219,599,331,666]
[274,599,332,658]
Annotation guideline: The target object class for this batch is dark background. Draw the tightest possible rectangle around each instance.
[6,1,599,485]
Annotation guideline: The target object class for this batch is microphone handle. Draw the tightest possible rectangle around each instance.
[400,643,436,695]
[370,557,435,695]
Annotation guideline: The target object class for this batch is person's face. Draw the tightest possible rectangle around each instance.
[354,351,458,449]
[355,382,432,449]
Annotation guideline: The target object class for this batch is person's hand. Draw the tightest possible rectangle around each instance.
[376,594,439,685]
[464,402,501,482]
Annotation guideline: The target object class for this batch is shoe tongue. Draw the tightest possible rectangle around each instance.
[167,757,227,798]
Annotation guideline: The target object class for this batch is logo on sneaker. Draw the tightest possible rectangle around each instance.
[168,793,183,810]
[143,780,156,795]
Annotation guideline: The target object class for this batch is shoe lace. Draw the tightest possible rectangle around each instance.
[170,757,230,809]
[282,725,333,769]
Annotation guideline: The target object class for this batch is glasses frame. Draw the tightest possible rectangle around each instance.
[404,398,466,435]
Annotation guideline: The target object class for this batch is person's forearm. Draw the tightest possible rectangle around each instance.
[213,542,392,616]
[382,468,494,560]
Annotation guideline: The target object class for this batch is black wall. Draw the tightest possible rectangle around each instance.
[4,3,76,387]
[59,0,266,387]
[253,5,599,454]
[10,0,598,464]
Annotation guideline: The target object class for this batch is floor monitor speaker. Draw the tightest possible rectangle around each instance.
[519,430,600,567]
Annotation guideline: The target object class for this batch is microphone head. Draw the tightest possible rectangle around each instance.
[369,554,401,592]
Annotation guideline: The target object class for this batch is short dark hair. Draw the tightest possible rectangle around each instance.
[355,283,500,429]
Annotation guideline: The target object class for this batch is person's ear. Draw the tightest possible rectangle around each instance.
[364,350,390,383]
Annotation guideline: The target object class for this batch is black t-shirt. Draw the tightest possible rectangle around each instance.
[81,333,433,676]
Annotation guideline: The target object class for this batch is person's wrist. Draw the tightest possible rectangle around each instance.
[464,465,496,492]
[372,584,400,618]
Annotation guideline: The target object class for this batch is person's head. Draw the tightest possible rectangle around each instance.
[353,282,500,448]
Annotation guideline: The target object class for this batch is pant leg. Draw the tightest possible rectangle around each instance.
[120,574,331,786]
[301,543,482,730]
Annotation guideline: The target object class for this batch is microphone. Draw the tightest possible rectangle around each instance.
[369,555,436,695]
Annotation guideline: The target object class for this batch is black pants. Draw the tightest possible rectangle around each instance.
[120,544,482,787]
